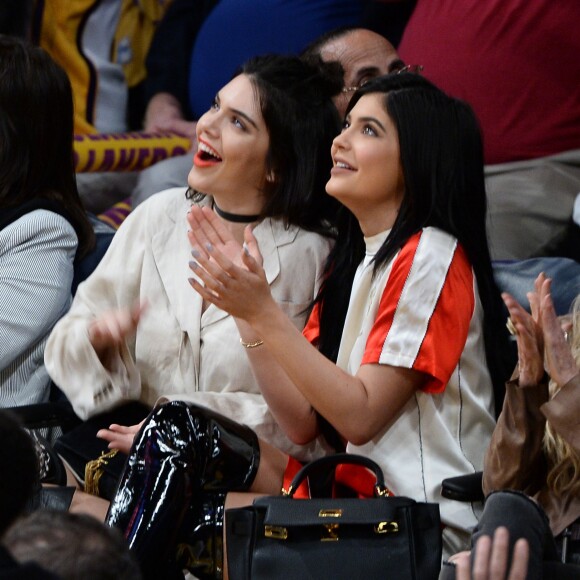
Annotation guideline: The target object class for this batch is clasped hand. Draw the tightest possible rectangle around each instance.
[186,205,276,323]
[502,273,577,388]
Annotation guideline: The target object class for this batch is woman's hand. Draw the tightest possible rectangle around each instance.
[502,290,544,388]
[96,421,144,455]
[539,277,578,388]
[187,205,263,269]
[188,223,276,324]
[88,301,146,364]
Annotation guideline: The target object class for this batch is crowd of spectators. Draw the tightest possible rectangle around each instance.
[0,1,578,579]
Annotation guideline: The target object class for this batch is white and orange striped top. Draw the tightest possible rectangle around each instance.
[304,227,496,557]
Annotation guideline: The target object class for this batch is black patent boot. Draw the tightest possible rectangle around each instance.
[176,492,226,579]
[105,401,260,580]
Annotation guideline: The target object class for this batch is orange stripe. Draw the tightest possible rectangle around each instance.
[302,301,321,345]
[363,232,422,364]
[418,243,474,393]
[363,232,475,394]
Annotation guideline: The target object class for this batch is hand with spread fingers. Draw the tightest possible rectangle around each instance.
[501,278,544,388]
[187,217,276,325]
[539,277,578,388]
[187,205,262,270]
[502,273,578,389]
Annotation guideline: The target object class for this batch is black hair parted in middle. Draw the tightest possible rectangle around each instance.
[316,72,512,411]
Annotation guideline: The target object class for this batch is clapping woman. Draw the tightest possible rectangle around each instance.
[474,276,580,578]
[105,72,511,578]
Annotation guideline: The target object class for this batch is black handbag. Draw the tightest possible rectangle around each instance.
[226,453,442,580]
[54,401,150,500]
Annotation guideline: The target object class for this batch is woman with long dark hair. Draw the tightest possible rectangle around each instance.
[0,36,94,408]
[104,73,511,577]
[46,53,343,471]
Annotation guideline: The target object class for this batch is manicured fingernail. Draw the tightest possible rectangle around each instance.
[205,243,213,252]
[189,260,198,270]
[243,244,250,256]
[191,249,200,258]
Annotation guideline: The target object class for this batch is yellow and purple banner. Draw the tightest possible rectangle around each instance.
[74,131,191,173]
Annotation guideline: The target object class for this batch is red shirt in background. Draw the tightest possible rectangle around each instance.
[398,0,580,164]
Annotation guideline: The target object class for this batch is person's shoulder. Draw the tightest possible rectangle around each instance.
[408,227,462,260]
[126,186,190,227]
[393,227,469,274]
[417,226,457,247]
[138,186,189,213]
[0,209,76,244]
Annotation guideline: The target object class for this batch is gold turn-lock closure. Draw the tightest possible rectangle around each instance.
[264,525,288,540]
[374,521,399,534]
[321,523,340,542]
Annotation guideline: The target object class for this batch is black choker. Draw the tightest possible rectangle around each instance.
[213,202,260,223]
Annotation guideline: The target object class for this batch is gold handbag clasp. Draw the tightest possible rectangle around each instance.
[264,525,288,540]
[374,521,399,534]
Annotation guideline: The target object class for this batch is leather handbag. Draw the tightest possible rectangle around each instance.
[54,401,150,500]
[226,453,442,580]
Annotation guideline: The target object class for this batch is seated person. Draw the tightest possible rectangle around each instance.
[102,72,512,578]
[0,36,94,409]
[44,54,344,493]
[133,0,392,205]
[0,410,58,579]
[445,275,580,579]
[30,0,175,213]
[396,0,580,260]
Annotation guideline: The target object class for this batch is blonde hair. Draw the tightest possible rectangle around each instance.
[543,295,580,497]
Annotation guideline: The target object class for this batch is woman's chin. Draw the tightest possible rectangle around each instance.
[187,167,207,191]
[324,180,345,202]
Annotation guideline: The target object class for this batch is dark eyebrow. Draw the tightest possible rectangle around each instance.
[215,92,259,130]
[358,116,386,133]
[230,108,259,130]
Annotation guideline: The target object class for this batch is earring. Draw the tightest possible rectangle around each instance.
[266,171,275,183]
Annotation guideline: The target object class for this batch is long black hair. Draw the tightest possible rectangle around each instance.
[316,73,511,410]
[188,53,343,234]
[0,35,94,256]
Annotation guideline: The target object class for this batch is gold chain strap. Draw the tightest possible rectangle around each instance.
[84,449,118,497]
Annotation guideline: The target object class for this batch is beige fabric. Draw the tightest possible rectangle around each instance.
[45,187,333,460]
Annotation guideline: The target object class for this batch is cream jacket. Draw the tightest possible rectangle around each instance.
[45,188,333,459]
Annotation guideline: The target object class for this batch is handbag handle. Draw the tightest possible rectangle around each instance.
[285,453,389,498]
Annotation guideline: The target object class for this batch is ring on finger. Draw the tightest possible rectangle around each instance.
[506,317,518,336]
